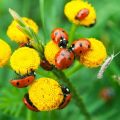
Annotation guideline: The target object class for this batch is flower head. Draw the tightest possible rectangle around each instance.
[0,39,11,67]
[80,38,107,67]
[29,78,64,111]
[64,0,96,26]
[10,47,40,75]
[44,41,60,65]
[7,17,38,43]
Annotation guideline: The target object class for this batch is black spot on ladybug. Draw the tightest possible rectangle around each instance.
[68,57,71,60]
[28,80,30,82]
[55,32,58,35]
[88,45,90,48]
[80,43,82,47]
[61,53,65,56]
[17,82,19,86]
[62,30,65,32]
[79,51,82,53]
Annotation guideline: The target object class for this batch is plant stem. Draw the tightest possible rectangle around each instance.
[52,69,91,120]
[39,0,46,44]
[69,24,77,45]
[66,61,82,76]
[27,109,32,120]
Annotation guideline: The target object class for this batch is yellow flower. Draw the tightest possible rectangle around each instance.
[64,0,96,26]
[29,78,64,111]
[44,41,60,65]
[80,38,107,67]
[0,39,11,67]
[10,47,40,75]
[7,17,38,43]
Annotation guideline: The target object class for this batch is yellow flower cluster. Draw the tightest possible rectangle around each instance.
[29,78,64,111]
[7,17,38,43]
[64,0,96,26]
[44,41,60,65]
[80,38,107,67]
[10,47,40,75]
[0,39,11,67]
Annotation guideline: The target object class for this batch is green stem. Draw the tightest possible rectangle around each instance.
[69,24,77,45]
[66,60,82,76]
[52,69,91,120]
[27,109,32,120]
[39,0,46,44]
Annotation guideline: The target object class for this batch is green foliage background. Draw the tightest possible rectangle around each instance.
[0,0,120,120]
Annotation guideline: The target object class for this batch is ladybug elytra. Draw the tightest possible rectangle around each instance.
[70,38,91,56]
[75,8,89,21]
[55,48,74,70]
[10,71,35,88]
[51,28,68,48]
[23,93,39,112]
[59,86,71,109]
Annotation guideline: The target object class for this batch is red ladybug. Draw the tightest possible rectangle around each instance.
[70,38,91,56]
[100,88,115,101]
[10,72,35,88]
[75,8,89,21]
[59,86,71,109]
[40,59,53,71]
[23,93,39,112]
[55,49,74,70]
[51,28,68,48]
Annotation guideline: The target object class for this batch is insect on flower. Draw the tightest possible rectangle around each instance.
[10,71,35,88]
[97,51,120,79]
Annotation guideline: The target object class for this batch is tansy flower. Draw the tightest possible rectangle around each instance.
[80,38,107,67]
[0,39,11,67]
[64,0,96,26]
[44,41,60,65]
[28,78,64,111]
[10,47,40,75]
[7,17,38,43]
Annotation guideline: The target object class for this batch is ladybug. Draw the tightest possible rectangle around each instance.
[100,88,115,101]
[51,28,68,48]
[70,38,91,56]
[40,59,53,71]
[75,8,89,21]
[55,48,74,70]
[23,93,39,112]
[10,72,35,88]
[59,86,71,109]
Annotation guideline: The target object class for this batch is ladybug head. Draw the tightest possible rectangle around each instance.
[58,37,68,48]
[61,85,70,95]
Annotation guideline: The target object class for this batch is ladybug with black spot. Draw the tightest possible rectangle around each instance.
[55,48,74,70]
[75,8,89,21]
[10,71,35,88]
[70,38,91,56]
[23,93,39,112]
[59,86,71,109]
[23,85,71,111]
[51,28,68,48]
[40,58,53,71]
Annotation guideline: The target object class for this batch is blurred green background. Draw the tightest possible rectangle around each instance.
[0,0,120,120]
